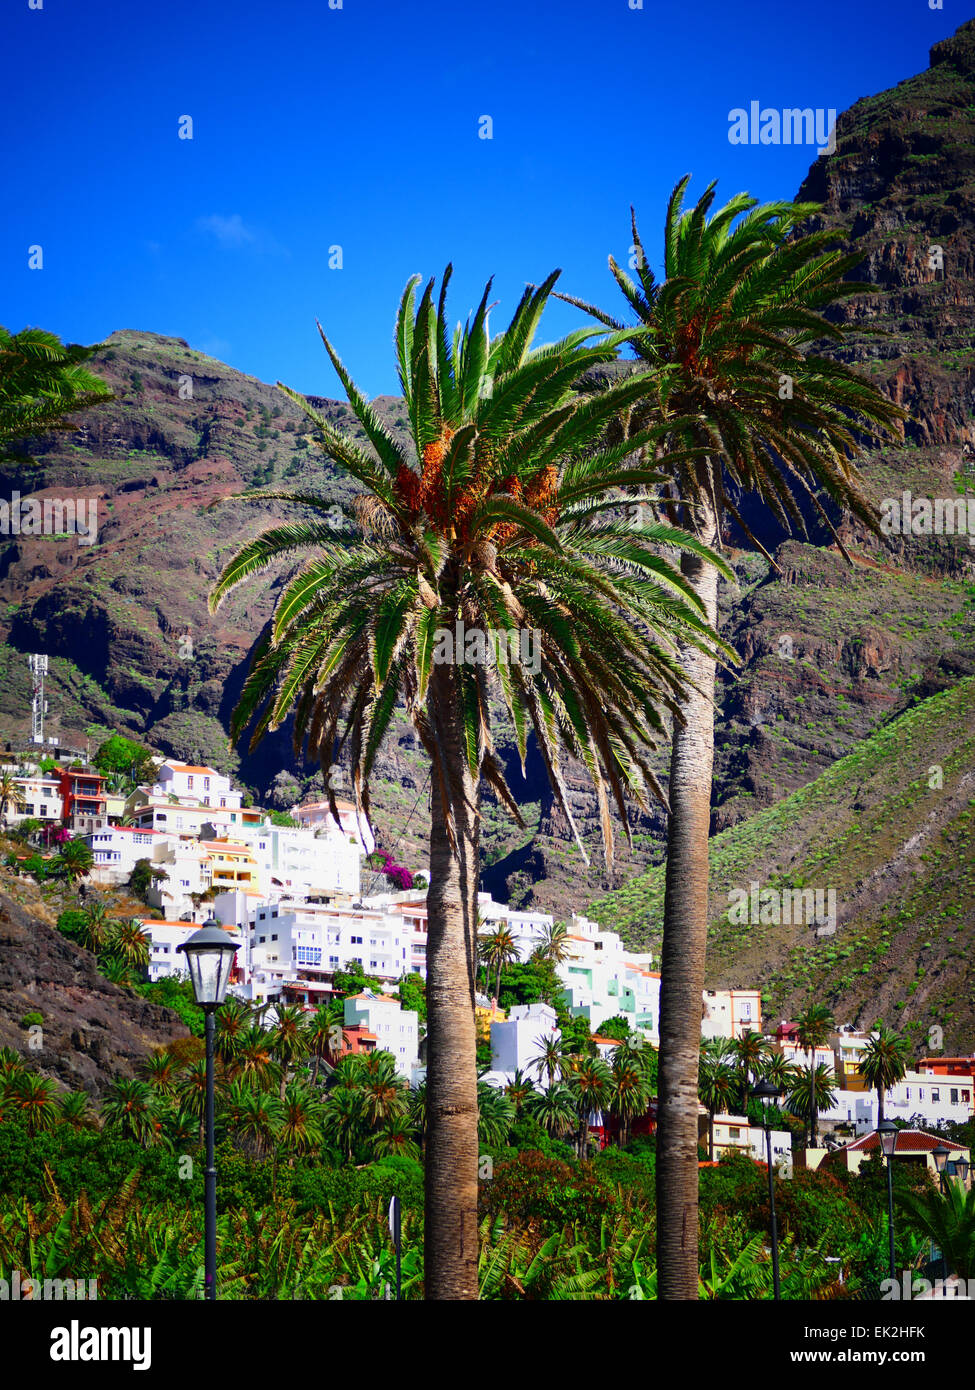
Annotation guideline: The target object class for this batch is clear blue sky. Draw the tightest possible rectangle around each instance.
[3,0,961,399]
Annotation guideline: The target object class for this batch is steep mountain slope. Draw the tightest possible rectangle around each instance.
[589,675,975,1050]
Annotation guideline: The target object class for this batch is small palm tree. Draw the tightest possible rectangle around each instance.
[477,1082,515,1148]
[278,1081,325,1158]
[58,1089,98,1131]
[231,1026,282,1092]
[526,1083,577,1139]
[503,1068,534,1115]
[269,1004,312,1099]
[785,1063,837,1141]
[537,922,571,967]
[101,1078,158,1146]
[107,918,151,973]
[78,901,112,954]
[208,264,729,1300]
[481,928,520,1001]
[860,1025,911,1125]
[56,838,94,883]
[214,998,253,1068]
[6,1071,61,1135]
[140,1051,180,1099]
[232,1086,284,1159]
[730,1030,770,1114]
[373,1116,421,1162]
[607,1054,651,1149]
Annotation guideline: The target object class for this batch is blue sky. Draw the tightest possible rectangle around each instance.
[3,0,961,399]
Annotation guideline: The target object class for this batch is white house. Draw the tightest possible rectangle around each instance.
[707,1113,793,1170]
[151,761,243,812]
[147,836,216,920]
[820,1071,975,1136]
[143,918,242,983]
[7,774,61,824]
[218,817,362,900]
[702,989,763,1041]
[490,1002,561,1078]
[84,826,163,884]
[290,799,375,855]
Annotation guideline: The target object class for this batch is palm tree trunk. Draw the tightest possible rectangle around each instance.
[877,1085,884,1125]
[423,666,481,1301]
[656,501,719,1301]
[708,1109,715,1163]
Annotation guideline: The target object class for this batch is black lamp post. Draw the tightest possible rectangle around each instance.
[177,918,238,1302]
[955,1156,971,1187]
[878,1119,898,1281]
[752,1077,782,1301]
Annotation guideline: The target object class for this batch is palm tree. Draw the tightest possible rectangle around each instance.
[477,1081,515,1148]
[860,1025,911,1125]
[6,1071,60,1135]
[140,1051,180,1099]
[0,325,113,465]
[795,1004,835,1147]
[559,180,905,1297]
[481,927,520,1001]
[214,998,253,1068]
[785,1063,837,1141]
[898,1180,975,1281]
[759,1050,801,1093]
[231,1026,282,1092]
[373,1116,421,1162]
[529,1033,567,1090]
[98,954,137,988]
[56,838,94,883]
[209,266,727,1298]
[269,1004,312,1099]
[278,1081,325,1158]
[607,1054,651,1150]
[0,772,26,827]
[232,1086,283,1159]
[503,1068,534,1115]
[568,1056,612,1158]
[698,1054,738,1161]
[78,901,112,954]
[101,1078,158,1146]
[307,1000,345,1083]
[730,1029,770,1114]
[323,1080,366,1163]
[359,1053,410,1128]
[58,1089,98,1131]
[526,1083,577,1139]
[107,918,151,972]
[537,921,572,967]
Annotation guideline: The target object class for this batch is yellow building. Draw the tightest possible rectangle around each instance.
[475,996,506,1043]
[199,839,258,892]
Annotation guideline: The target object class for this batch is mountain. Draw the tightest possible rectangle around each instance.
[1,22,974,927]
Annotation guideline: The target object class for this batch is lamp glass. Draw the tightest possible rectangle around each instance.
[955,1158,970,1182]
[178,922,238,1006]
[877,1121,898,1158]
[932,1143,950,1175]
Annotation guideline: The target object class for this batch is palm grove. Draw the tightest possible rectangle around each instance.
[206,177,904,1299]
[2,177,903,1300]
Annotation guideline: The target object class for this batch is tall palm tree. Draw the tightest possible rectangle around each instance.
[231,1026,282,1093]
[307,999,345,1083]
[56,838,94,883]
[559,179,905,1297]
[232,1085,283,1160]
[476,1081,515,1148]
[0,772,26,827]
[860,1025,911,1125]
[503,1068,534,1115]
[785,1063,837,1141]
[269,1004,312,1099]
[568,1056,612,1157]
[795,1004,835,1148]
[529,1033,567,1090]
[537,921,571,967]
[0,325,113,465]
[730,1029,770,1114]
[214,997,253,1068]
[78,900,112,954]
[698,1054,738,1161]
[209,265,728,1298]
[480,927,520,1001]
[140,1051,180,1099]
[278,1081,325,1158]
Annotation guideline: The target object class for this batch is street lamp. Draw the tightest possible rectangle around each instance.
[752,1077,782,1301]
[932,1143,951,1194]
[877,1120,898,1281]
[177,917,238,1302]
[955,1156,971,1186]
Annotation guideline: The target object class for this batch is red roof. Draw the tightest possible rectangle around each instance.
[839,1128,968,1156]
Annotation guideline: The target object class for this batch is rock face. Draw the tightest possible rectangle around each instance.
[0,889,189,1094]
[1,25,975,920]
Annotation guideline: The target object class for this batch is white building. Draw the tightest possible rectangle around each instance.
[702,989,763,1041]
[147,836,216,920]
[708,1113,792,1170]
[290,799,375,855]
[343,992,419,1076]
[490,1002,561,1078]
[7,774,61,824]
[236,899,414,1005]
[820,1071,975,1136]
[150,761,243,812]
[215,817,361,900]
[142,917,242,983]
[84,826,163,884]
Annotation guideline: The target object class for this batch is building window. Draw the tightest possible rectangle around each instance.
[933,1089,940,1102]
[951,1089,959,1105]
